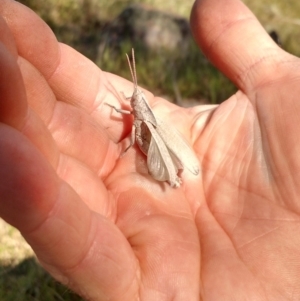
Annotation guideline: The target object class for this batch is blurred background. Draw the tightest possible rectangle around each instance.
[1,0,299,300]
[12,0,300,105]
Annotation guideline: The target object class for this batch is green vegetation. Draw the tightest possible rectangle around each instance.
[243,0,300,56]
[17,0,300,104]
[0,257,84,301]
[98,42,236,104]
[0,219,84,300]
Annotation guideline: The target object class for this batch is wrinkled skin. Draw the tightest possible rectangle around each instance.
[1,0,300,300]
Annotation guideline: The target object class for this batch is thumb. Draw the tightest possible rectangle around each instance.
[190,0,286,93]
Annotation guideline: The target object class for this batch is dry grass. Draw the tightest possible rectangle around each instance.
[0,219,84,300]
[0,218,34,266]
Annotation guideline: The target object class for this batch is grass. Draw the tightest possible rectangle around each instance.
[17,0,300,103]
[19,0,237,104]
[243,0,300,56]
[98,41,237,104]
[0,258,84,301]
[0,219,84,301]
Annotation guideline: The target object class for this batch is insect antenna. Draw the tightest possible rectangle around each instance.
[126,48,138,89]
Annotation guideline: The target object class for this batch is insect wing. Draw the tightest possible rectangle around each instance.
[145,121,180,187]
[143,98,157,125]
[155,119,200,175]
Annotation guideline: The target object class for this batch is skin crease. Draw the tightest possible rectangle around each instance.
[1,0,300,299]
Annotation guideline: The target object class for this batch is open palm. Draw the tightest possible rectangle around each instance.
[1,0,300,300]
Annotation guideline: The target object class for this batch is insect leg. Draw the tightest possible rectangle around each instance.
[105,102,132,115]
[122,123,136,156]
[120,91,132,100]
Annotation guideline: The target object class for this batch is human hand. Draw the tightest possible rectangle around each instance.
[0,1,201,300]
[190,0,300,299]
[1,0,300,300]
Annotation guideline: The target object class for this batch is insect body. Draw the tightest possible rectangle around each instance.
[107,49,199,187]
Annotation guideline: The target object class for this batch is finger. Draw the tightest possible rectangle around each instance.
[17,46,119,174]
[0,125,139,301]
[0,0,134,142]
[190,0,287,92]
[0,15,113,213]
[0,15,17,57]
[0,33,59,168]
[0,31,27,128]
[0,0,59,79]
[18,54,119,213]
[0,4,62,166]
[0,2,126,168]
[0,35,57,165]
[0,1,98,112]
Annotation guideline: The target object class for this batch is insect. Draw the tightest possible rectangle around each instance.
[106,49,199,187]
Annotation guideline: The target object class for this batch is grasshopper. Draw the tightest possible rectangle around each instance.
[106,49,199,187]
